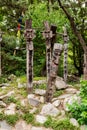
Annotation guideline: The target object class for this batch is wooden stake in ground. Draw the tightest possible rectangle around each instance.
[63,27,68,82]
[45,43,63,102]
[43,21,53,81]
[25,19,35,93]
[0,31,2,77]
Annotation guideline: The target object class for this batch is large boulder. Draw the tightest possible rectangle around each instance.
[55,76,67,90]
[40,103,60,117]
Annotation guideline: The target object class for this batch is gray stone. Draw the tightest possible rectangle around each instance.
[27,94,35,99]
[31,127,43,130]
[52,100,60,107]
[58,94,72,100]
[55,76,67,90]
[0,83,10,88]
[70,118,79,127]
[33,80,46,85]
[4,103,16,115]
[63,95,81,111]
[0,91,14,99]
[40,96,45,103]
[0,101,6,107]
[20,99,27,106]
[65,88,77,94]
[36,115,47,124]
[80,125,87,130]
[28,98,40,107]
[13,120,31,130]
[8,74,16,81]
[0,120,12,130]
[35,89,46,96]
[40,103,60,117]
[30,107,37,114]
[18,82,23,88]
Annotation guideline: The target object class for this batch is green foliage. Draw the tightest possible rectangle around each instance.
[44,117,79,130]
[80,80,87,99]
[5,114,19,125]
[69,80,87,125]
[34,83,46,90]
[0,113,5,120]
[4,96,17,104]
[22,112,34,124]
[54,90,63,97]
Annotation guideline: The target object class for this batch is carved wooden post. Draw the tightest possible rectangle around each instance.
[43,21,53,81]
[25,19,35,93]
[45,43,63,102]
[0,32,2,76]
[63,27,68,82]
[84,51,87,80]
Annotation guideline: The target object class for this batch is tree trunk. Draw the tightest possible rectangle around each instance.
[57,0,87,80]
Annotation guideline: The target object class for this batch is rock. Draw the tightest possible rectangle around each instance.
[31,127,43,130]
[31,127,52,130]
[18,82,23,88]
[57,110,66,120]
[52,100,60,107]
[40,96,45,103]
[4,103,16,115]
[0,91,14,99]
[0,101,6,107]
[40,103,60,117]
[70,118,79,127]
[0,120,12,130]
[28,98,40,107]
[36,115,47,124]
[13,120,31,130]
[58,94,72,100]
[80,125,87,130]
[35,89,46,96]
[20,99,27,106]
[8,74,16,81]
[33,80,46,86]
[65,88,77,94]
[30,107,37,114]
[27,94,35,99]
[63,95,81,111]
[0,83,10,88]
[55,76,67,90]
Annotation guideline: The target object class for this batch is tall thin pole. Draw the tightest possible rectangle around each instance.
[43,21,53,81]
[25,19,35,93]
[63,27,68,82]
[0,32,2,77]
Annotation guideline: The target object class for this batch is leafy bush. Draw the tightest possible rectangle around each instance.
[69,80,87,125]
[44,117,79,130]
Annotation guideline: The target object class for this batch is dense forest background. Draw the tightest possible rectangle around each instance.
[0,0,87,77]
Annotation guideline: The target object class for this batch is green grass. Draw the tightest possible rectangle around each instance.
[3,96,17,104]
[53,90,64,97]
[5,114,19,125]
[44,117,80,130]
[22,112,34,124]
[34,77,46,81]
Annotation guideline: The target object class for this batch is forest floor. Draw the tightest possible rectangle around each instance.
[0,74,86,130]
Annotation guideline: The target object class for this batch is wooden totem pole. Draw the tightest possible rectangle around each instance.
[43,21,53,81]
[45,43,63,102]
[63,27,68,82]
[0,31,2,77]
[25,19,35,93]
